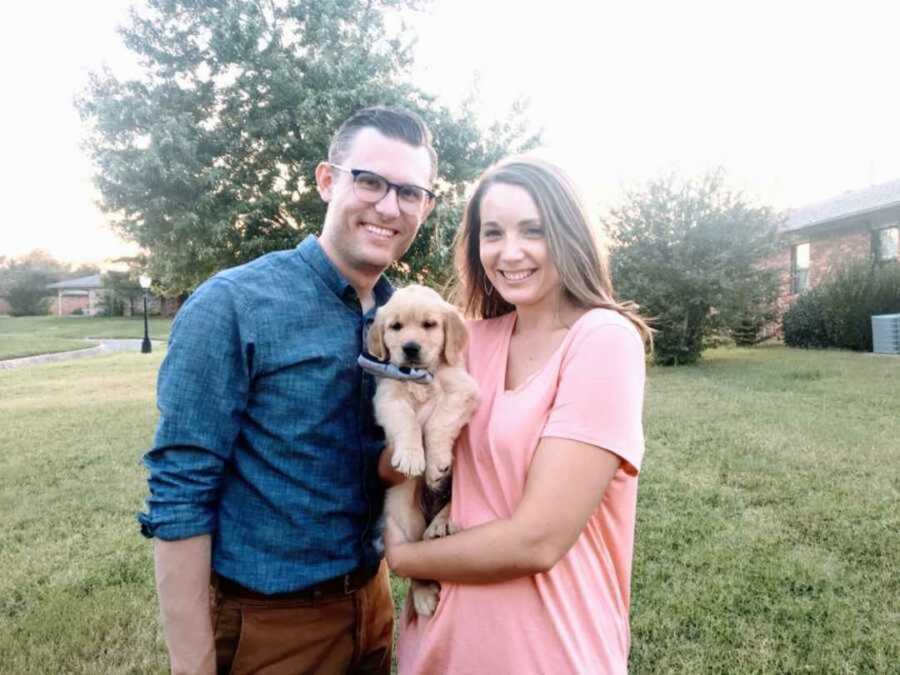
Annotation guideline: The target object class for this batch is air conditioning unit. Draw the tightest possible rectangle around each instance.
[871,313,900,355]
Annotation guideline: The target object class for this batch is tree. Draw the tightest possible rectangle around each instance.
[0,251,86,316]
[607,171,781,365]
[77,0,538,295]
[100,270,144,316]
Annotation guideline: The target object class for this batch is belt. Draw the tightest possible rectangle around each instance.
[215,566,378,602]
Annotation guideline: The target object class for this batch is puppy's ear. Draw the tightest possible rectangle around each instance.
[367,313,387,360]
[442,305,468,366]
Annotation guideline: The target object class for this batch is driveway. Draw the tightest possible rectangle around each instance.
[0,339,165,370]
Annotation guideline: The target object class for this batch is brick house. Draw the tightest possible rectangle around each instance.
[44,274,178,317]
[46,274,106,316]
[773,178,900,313]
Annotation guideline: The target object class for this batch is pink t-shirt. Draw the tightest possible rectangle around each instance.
[397,308,646,675]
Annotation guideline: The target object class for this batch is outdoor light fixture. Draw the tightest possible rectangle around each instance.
[139,274,152,354]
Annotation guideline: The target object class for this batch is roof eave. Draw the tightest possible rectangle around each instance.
[782,199,900,234]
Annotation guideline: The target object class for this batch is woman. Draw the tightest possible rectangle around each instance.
[387,157,653,674]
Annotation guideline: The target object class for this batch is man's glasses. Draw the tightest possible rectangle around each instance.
[328,164,436,215]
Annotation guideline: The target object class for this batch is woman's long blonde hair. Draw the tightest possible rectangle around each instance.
[451,157,653,346]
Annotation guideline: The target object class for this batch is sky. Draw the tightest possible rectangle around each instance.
[2,0,899,265]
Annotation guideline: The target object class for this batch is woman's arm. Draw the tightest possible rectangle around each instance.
[385,436,622,583]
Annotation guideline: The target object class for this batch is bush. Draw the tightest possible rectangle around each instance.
[7,277,52,316]
[782,288,830,348]
[729,293,778,347]
[608,171,780,366]
[731,312,768,346]
[96,291,126,317]
[783,261,900,350]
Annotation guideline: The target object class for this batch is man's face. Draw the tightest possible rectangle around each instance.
[316,127,435,279]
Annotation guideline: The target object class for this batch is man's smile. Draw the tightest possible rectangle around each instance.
[363,223,399,239]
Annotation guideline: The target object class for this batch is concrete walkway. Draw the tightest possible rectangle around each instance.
[0,339,166,370]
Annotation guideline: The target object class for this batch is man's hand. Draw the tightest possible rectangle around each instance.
[154,536,216,675]
[377,445,407,487]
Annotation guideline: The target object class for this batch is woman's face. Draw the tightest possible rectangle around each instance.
[478,182,563,312]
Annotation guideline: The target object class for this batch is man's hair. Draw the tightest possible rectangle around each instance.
[329,106,438,181]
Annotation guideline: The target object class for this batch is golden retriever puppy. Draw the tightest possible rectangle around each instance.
[367,284,479,615]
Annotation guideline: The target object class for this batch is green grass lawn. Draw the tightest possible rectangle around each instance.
[0,346,897,673]
[0,336,96,360]
[0,315,172,341]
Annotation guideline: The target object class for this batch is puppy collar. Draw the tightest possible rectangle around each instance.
[357,352,434,385]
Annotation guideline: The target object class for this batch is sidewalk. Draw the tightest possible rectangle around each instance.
[0,339,165,370]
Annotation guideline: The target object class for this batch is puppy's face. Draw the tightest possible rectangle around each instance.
[368,285,467,370]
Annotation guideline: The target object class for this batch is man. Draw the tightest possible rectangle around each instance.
[139,106,437,674]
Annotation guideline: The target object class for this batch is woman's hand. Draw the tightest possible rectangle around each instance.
[383,437,622,583]
[377,445,407,487]
[382,509,412,572]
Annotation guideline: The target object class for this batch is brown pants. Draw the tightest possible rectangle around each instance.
[210,563,394,675]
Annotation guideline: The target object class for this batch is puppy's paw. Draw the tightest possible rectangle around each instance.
[391,446,426,477]
[425,458,452,489]
[412,581,441,617]
[423,513,458,540]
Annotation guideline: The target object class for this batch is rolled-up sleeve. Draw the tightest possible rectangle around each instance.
[138,276,254,541]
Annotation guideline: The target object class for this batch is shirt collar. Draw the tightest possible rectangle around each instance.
[296,234,393,307]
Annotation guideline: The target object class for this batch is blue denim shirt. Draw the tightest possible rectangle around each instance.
[138,235,392,593]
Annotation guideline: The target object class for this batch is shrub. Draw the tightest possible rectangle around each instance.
[783,261,900,350]
[731,312,769,346]
[728,289,778,346]
[97,291,126,317]
[608,171,780,366]
[7,276,52,316]
[782,288,830,348]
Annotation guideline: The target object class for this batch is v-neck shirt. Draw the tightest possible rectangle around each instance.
[399,308,647,674]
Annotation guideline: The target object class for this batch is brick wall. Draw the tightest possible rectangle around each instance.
[761,245,795,335]
[775,226,873,304]
[804,228,871,288]
[52,295,91,315]
[766,224,874,336]
[123,295,182,317]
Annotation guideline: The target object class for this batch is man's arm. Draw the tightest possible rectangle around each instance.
[154,536,215,675]
[139,277,254,672]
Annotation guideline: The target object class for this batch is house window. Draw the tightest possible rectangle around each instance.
[791,242,810,293]
[875,226,899,262]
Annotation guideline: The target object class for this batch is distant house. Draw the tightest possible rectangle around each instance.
[46,274,105,316]
[772,179,900,313]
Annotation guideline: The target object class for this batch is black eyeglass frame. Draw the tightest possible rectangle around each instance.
[328,163,437,207]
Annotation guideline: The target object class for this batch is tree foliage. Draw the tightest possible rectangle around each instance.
[100,270,145,316]
[77,0,538,295]
[0,251,99,316]
[607,171,781,365]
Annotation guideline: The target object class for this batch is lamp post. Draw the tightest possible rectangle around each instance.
[139,274,152,354]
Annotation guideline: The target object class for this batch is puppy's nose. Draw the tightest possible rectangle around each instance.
[402,342,421,359]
